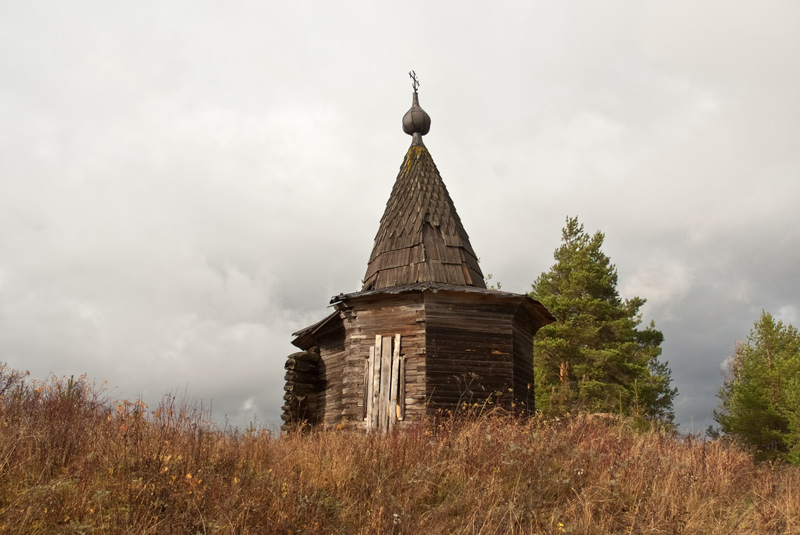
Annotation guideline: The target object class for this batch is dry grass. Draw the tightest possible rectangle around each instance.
[2,364,800,534]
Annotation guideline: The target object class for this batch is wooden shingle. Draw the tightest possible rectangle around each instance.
[363,145,485,291]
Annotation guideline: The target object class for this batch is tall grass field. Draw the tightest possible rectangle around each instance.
[1,364,799,534]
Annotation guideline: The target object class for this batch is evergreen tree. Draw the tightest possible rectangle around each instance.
[530,216,677,423]
[713,311,800,463]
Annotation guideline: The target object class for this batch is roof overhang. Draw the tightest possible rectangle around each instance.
[291,310,341,350]
[334,281,554,326]
[292,282,555,350]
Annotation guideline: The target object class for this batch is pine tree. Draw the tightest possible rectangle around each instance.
[713,311,800,463]
[530,216,677,424]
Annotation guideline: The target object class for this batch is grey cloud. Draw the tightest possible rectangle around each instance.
[1,1,798,431]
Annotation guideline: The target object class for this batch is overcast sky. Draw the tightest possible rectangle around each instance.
[1,1,798,432]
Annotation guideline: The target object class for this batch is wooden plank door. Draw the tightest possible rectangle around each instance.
[364,334,403,432]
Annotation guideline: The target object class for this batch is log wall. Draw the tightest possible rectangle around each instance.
[424,293,517,410]
[512,306,540,412]
[280,350,322,432]
[321,294,426,429]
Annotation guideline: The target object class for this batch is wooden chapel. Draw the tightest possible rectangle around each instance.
[281,79,554,432]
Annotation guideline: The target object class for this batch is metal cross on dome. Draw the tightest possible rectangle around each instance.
[409,70,419,93]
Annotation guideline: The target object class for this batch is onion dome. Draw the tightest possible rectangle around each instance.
[402,72,431,147]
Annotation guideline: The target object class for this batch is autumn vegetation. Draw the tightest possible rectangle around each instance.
[2,364,800,534]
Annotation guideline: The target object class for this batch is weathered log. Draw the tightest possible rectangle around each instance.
[284,369,321,384]
[284,382,316,394]
[287,350,321,363]
[285,359,319,373]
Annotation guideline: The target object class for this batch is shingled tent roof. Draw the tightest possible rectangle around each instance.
[362,90,485,291]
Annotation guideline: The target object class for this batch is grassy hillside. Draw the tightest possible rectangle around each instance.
[1,365,799,534]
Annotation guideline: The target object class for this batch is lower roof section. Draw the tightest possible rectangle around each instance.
[291,282,555,350]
